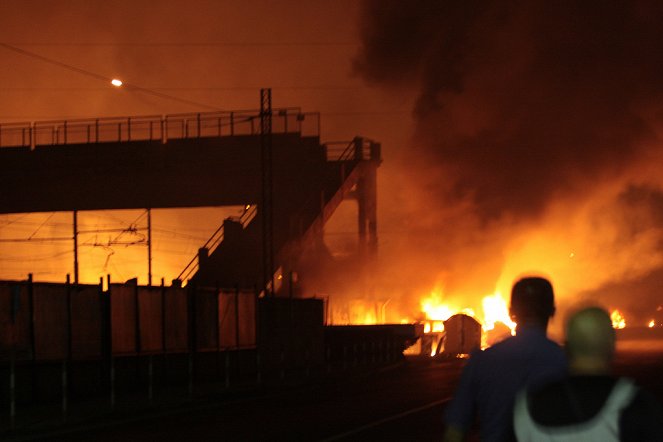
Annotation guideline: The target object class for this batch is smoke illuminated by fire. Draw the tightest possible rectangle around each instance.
[351,0,663,332]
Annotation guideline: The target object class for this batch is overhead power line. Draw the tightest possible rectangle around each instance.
[4,41,355,47]
[0,42,222,111]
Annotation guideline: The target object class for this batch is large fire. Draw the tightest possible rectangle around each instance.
[420,287,516,335]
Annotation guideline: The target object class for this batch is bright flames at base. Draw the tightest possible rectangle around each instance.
[420,288,517,352]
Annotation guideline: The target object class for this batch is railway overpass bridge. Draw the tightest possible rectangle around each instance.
[0,108,381,293]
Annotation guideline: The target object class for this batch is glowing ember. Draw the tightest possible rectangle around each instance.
[648,320,655,328]
[611,309,626,329]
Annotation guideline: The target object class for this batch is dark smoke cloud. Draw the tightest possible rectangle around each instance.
[354,0,663,222]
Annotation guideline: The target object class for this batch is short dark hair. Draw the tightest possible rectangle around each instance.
[510,277,555,320]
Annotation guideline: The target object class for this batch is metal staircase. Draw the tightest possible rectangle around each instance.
[181,136,381,292]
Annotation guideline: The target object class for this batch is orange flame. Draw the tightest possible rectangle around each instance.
[420,287,516,338]
[611,309,626,329]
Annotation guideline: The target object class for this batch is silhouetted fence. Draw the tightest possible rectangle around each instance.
[0,277,256,362]
[0,276,414,435]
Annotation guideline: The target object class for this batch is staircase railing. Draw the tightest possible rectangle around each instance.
[176,204,258,283]
[324,137,375,161]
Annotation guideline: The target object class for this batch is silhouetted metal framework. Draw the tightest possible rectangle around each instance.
[260,88,274,296]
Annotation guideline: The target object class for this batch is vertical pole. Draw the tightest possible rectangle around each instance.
[215,283,221,380]
[10,349,15,430]
[148,355,153,403]
[161,278,166,354]
[133,282,141,393]
[224,351,230,389]
[326,346,331,374]
[147,208,152,287]
[107,275,115,410]
[256,351,261,384]
[66,274,73,357]
[62,359,68,421]
[288,271,293,299]
[260,88,274,296]
[188,285,195,399]
[28,273,36,401]
[235,287,240,349]
[73,211,78,285]
[110,356,115,410]
[10,287,17,430]
[64,274,72,421]
[367,142,380,258]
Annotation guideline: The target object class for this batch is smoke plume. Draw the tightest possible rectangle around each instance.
[354,0,663,322]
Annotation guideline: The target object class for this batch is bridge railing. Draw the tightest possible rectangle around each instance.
[0,108,320,148]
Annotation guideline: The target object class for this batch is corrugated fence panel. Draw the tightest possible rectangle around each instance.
[238,291,256,347]
[0,282,32,360]
[70,285,102,359]
[195,289,218,351]
[164,287,188,352]
[33,284,68,360]
[138,287,163,352]
[110,285,136,354]
[219,291,237,348]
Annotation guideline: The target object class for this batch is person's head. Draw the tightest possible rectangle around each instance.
[510,276,555,330]
[565,306,615,374]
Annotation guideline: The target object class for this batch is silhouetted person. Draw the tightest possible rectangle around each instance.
[443,276,567,442]
[514,306,663,441]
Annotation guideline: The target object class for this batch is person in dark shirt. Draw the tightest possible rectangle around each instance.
[443,276,567,442]
[514,306,663,441]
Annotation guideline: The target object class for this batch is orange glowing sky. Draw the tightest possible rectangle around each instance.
[3,1,663,331]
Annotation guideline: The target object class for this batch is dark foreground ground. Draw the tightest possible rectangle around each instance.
[6,340,663,441]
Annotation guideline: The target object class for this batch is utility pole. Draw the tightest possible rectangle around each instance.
[260,88,274,296]
[147,208,152,286]
[73,210,78,284]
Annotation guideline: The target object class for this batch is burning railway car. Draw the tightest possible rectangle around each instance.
[434,314,482,358]
[415,313,482,358]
